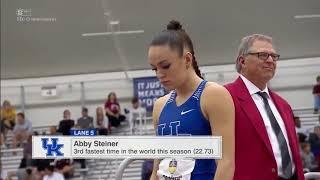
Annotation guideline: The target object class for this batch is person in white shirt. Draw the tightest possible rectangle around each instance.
[128,97,147,135]
[12,112,32,148]
[43,166,65,180]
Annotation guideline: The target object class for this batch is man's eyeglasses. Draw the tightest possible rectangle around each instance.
[246,52,280,61]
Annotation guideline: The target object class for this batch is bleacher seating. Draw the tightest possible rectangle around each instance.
[84,122,154,180]
[298,114,319,134]
[1,118,154,180]
[294,107,320,134]
[3,110,317,179]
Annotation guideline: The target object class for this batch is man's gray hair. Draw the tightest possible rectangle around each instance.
[236,34,273,73]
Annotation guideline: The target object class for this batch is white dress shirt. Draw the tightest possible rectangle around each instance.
[240,75,295,177]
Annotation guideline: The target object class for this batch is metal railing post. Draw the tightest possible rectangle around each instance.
[304,172,320,179]
[20,86,25,113]
[115,158,136,180]
[80,82,85,108]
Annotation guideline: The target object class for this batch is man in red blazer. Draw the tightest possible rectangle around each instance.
[225,34,304,180]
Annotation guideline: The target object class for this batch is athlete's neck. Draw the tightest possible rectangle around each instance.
[175,74,202,100]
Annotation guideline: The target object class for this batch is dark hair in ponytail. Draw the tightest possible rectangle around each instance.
[150,20,203,79]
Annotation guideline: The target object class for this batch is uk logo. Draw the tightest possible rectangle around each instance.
[158,121,191,136]
[41,138,64,157]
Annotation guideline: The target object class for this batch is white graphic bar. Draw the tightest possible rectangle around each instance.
[32,136,222,159]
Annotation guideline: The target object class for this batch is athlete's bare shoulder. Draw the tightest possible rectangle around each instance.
[205,81,223,88]
[204,81,229,96]
[200,81,233,119]
[152,93,171,125]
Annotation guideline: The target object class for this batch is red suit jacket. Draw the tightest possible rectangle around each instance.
[225,77,304,180]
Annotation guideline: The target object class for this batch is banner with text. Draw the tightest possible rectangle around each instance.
[32,136,222,159]
[133,77,166,112]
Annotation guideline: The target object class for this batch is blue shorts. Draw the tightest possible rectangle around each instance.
[191,173,214,180]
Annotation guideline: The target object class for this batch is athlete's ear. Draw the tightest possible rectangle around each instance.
[184,51,193,69]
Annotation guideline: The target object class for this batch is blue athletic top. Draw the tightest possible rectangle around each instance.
[157,80,216,178]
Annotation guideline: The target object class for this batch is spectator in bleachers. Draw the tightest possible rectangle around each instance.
[75,107,92,169]
[14,134,36,180]
[77,107,93,129]
[0,133,4,148]
[49,126,61,135]
[7,133,38,180]
[128,97,147,134]
[0,100,16,141]
[12,112,32,148]
[43,165,65,180]
[96,107,109,135]
[55,159,74,178]
[11,168,34,180]
[57,110,74,135]
[294,116,301,131]
[309,125,320,157]
[313,75,320,114]
[300,142,318,172]
[104,92,126,127]
[294,116,307,143]
[33,159,52,179]
[19,134,33,168]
